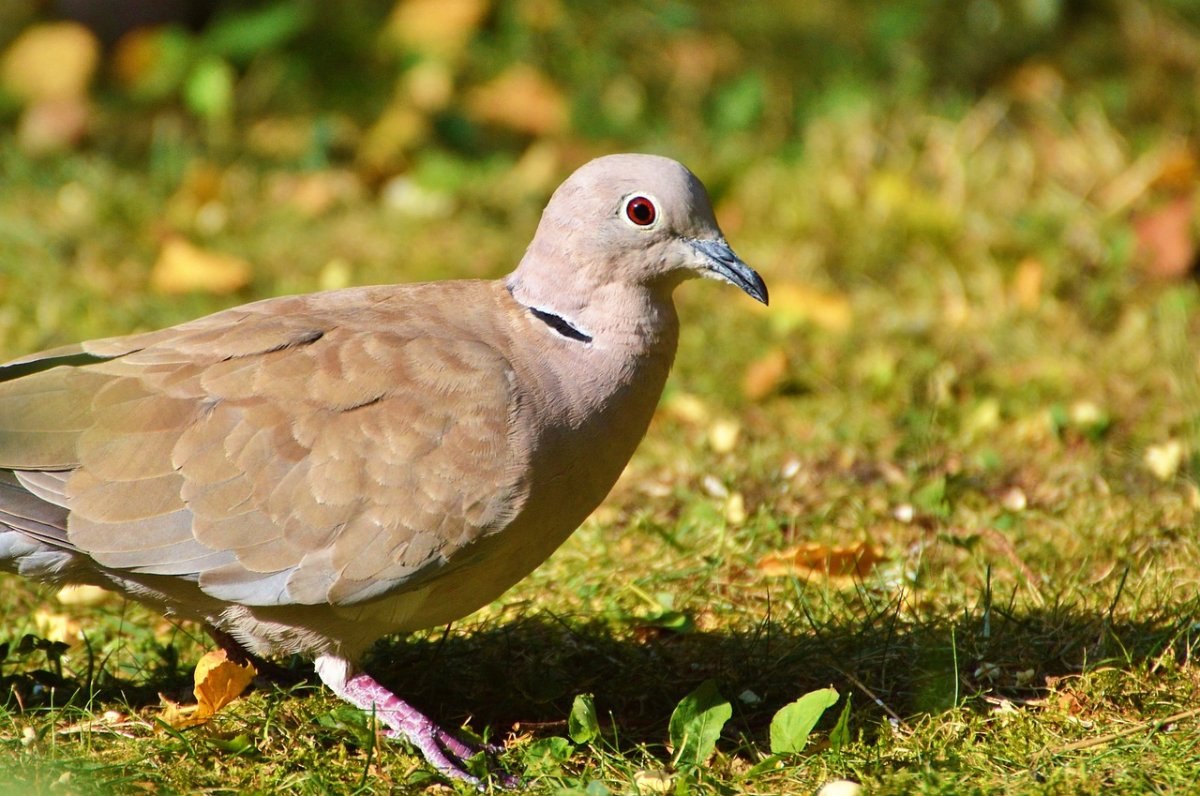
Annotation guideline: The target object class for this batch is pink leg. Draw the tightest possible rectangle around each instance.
[316,655,516,789]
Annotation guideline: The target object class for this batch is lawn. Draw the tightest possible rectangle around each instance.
[2,1,1200,793]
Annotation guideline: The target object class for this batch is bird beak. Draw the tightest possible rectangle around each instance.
[688,238,769,305]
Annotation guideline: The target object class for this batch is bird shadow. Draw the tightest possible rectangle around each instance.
[359,592,1200,753]
[3,588,1197,761]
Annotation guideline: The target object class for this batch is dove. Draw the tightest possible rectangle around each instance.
[0,153,767,786]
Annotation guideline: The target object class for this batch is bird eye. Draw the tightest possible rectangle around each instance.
[624,195,657,227]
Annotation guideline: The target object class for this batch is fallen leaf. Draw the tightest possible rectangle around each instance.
[359,99,431,173]
[1012,257,1044,310]
[55,584,113,607]
[466,65,568,136]
[724,492,746,525]
[1152,143,1197,194]
[757,541,884,584]
[162,649,256,729]
[151,237,252,295]
[267,170,363,217]
[759,282,852,333]
[662,32,741,89]
[16,98,89,155]
[1134,195,1197,280]
[816,780,864,796]
[193,649,256,717]
[707,419,741,454]
[662,392,710,425]
[111,26,191,100]
[385,0,490,59]
[0,22,100,103]
[633,769,674,794]
[1144,439,1185,481]
[742,347,789,401]
[33,608,83,645]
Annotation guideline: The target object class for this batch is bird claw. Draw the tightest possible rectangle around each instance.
[379,725,519,790]
[329,667,519,789]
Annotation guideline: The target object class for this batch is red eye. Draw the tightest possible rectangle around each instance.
[625,196,657,226]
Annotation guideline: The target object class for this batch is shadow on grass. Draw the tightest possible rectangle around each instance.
[3,593,1198,756]
[359,594,1200,751]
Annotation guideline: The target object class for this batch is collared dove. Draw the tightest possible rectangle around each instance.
[0,153,766,786]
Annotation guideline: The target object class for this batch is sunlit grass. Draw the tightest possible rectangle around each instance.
[3,32,1200,794]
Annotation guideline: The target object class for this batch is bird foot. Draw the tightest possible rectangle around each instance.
[317,657,517,789]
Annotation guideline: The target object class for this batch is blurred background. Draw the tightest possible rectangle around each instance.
[3,2,1200,791]
[1,0,1198,337]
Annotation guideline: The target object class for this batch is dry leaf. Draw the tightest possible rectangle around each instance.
[756,541,884,584]
[267,170,363,217]
[151,237,252,295]
[1144,439,1185,481]
[162,649,256,729]
[1012,257,1044,310]
[359,98,430,172]
[55,584,113,607]
[707,419,741,454]
[663,33,741,89]
[1134,195,1197,280]
[724,492,746,525]
[33,608,83,645]
[194,649,256,716]
[386,0,490,59]
[662,392,710,425]
[817,781,864,796]
[633,769,675,794]
[760,282,852,333]
[17,98,89,155]
[466,65,568,136]
[1152,144,1197,194]
[0,22,100,103]
[742,347,788,401]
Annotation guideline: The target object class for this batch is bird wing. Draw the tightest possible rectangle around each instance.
[0,285,530,607]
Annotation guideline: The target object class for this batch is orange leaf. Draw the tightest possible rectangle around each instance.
[193,649,256,718]
[161,649,256,729]
[756,541,883,584]
[742,347,788,401]
[1134,195,1197,280]
[0,22,99,103]
[466,65,568,136]
[385,0,490,60]
[151,237,252,295]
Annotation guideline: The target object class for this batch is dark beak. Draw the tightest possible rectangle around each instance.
[689,238,769,305]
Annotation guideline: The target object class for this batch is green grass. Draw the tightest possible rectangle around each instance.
[3,2,1200,793]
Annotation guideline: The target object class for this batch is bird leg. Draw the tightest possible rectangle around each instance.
[315,654,515,789]
[205,625,304,684]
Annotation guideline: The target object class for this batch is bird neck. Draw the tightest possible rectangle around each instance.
[506,253,679,353]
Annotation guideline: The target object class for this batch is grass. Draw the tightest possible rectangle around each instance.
[2,2,1200,793]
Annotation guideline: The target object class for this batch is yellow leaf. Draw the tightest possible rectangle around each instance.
[707,419,741,454]
[756,541,883,585]
[17,98,89,155]
[1144,439,1185,481]
[55,584,113,607]
[761,282,852,333]
[1012,257,1044,310]
[159,649,256,729]
[151,237,252,295]
[385,0,490,60]
[466,65,568,136]
[159,694,206,730]
[741,347,788,401]
[33,608,82,645]
[0,23,100,103]
[193,649,257,718]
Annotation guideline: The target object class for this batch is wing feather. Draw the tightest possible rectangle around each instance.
[0,284,529,608]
